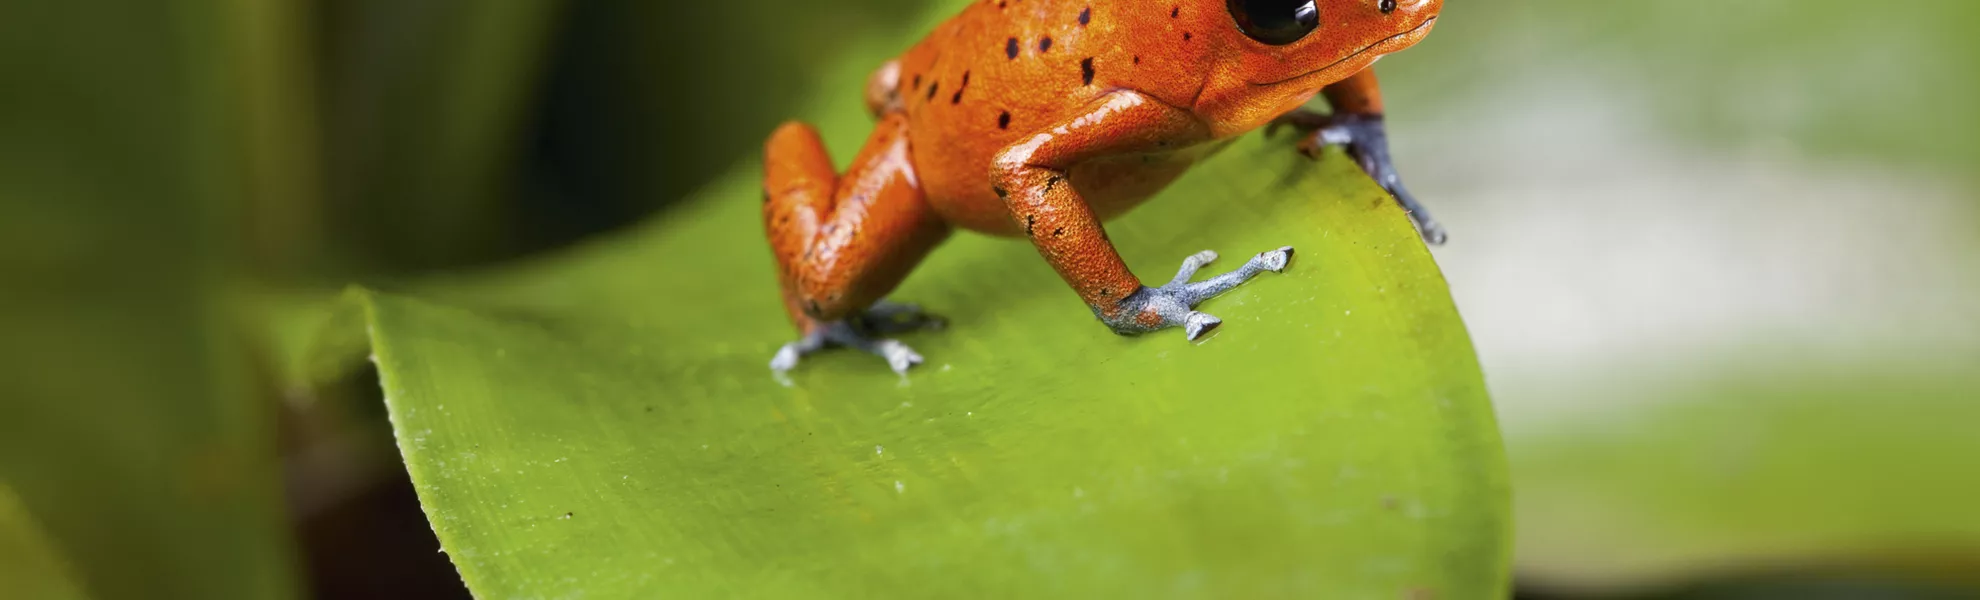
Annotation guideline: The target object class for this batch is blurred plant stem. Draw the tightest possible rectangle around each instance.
[319,0,567,272]
[229,0,324,280]
[0,0,299,598]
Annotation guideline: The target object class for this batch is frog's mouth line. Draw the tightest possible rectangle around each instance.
[1250,16,1438,87]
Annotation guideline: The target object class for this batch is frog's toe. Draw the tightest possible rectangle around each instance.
[769,343,806,372]
[769,310,937,376]
[821,320,928,375]
[873,339,924,375]
[1183,312,1223,341]
[1172,245,1297,305]
[769,331,828,374]
[1414,211,1449,246]
[1257,246,1294,273]
[1101,245,1294,338]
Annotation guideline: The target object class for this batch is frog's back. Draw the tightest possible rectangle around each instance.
[892,0,1212,236]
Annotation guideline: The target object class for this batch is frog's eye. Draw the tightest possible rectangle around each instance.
[1227,0,1320,46]
[1380,0,1397,13]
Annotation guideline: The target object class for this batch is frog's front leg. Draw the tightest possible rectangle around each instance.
[991,91,1295,340]
[1271,69,1448,245]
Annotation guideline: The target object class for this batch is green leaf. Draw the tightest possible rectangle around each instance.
[338,3,1507,597]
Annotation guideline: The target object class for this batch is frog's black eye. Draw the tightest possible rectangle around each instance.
[1380,0,1398,14]
[1227,0,1320,46]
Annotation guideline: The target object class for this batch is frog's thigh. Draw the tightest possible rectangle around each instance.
[764,113,950,322]
[764,121,838,331]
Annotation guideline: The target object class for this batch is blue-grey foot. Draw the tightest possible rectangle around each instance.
[769,301,943,375]
[1270,110,1448,245]
[1099,246,1294,340]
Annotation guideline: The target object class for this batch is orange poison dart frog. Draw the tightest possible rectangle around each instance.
[766,0,1444,374]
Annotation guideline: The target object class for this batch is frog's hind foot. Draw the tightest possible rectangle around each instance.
[856,300,946,334]
[1270,109,1448,245]
[769,302,944,376]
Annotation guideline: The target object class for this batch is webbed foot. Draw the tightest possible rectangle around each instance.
[1099,246,1294,340]
[769,301,944,375]
[1270,110,1447,245]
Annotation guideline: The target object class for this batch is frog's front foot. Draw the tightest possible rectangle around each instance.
[1271,110,1447,245]
[769,301,944,376]
[1099,246,1294,340]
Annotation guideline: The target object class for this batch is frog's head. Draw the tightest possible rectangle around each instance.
[1219,0,1442,84]
[1193,0,1441,132]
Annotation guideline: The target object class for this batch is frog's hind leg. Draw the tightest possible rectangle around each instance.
[864,59,903,117]
[762,114,951,374]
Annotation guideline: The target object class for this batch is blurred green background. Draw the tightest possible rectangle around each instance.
[1,0,1975,598]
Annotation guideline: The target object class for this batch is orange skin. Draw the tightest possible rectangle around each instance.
[765,0,1442,372]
